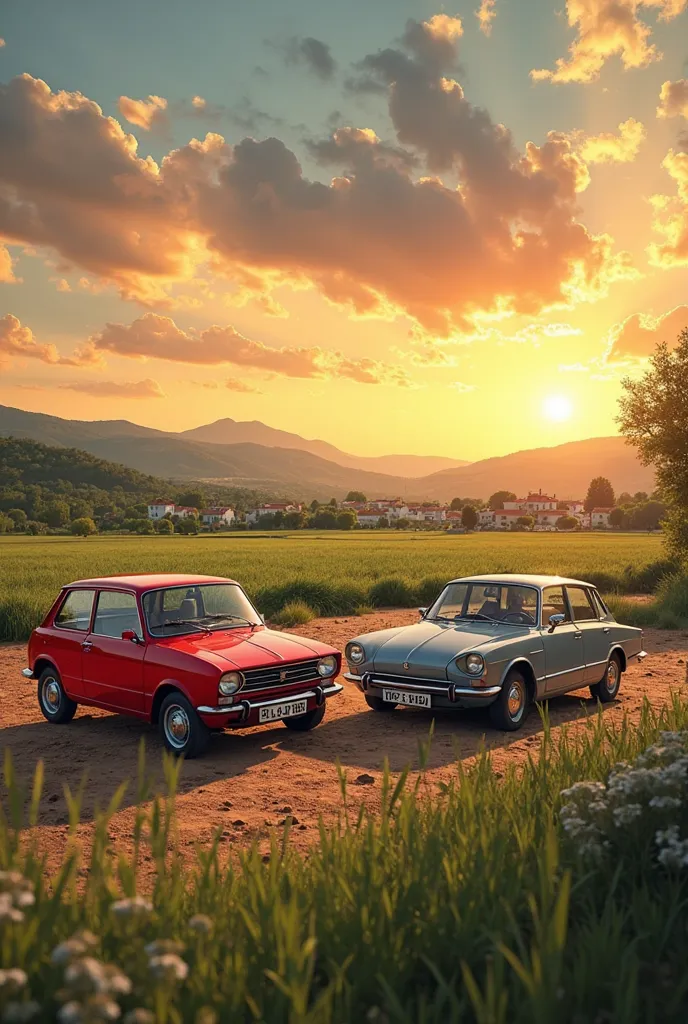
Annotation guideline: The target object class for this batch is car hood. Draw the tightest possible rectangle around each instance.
[367,620,525,678]
[160,627,332,672]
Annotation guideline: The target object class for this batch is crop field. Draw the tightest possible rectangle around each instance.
[0,531,669,641]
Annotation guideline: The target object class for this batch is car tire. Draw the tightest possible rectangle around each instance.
[365,694,397,712]
[159,692,211,758]
[488,670,529,731]
[283,703,326,731]
[37,666,78,724]
[589,652,622,703]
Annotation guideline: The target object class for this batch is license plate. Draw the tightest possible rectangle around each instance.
[382,689,431,708]
[259,699,308,723]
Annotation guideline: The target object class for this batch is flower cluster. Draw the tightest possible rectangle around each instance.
[144,940,189,984]
[52,930,132,1024]
[0,872,35,925]
[559,731,688,865]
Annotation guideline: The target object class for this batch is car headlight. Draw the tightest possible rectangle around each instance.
[346,643,365,666]
[317,655,338,678]
[219,671,245,695]
[463,654,485,676]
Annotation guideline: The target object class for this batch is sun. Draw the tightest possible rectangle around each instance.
[542,394,573,422]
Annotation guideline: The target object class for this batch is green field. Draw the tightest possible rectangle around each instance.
[0,531,671,641]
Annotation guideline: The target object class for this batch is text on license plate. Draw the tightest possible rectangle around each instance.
[259,699,308,723]
[382,689,431,708]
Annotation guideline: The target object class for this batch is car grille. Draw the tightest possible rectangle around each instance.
[242,658,321,692]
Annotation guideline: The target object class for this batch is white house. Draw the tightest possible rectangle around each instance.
[407,505,447,523]
[503,500,524,511]
[200,506,235,526]
[536,510,561,527]
[148,500,175,520]
[524,492,558,513]
[564,500,584,515]
[478,508,496,528]
[357,508,386,526]
[493,510,528,530]
[591,507,613,528]
[245,502,300,524]
[173,505,199,519]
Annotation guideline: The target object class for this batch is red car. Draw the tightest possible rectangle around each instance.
[23,574,342,757]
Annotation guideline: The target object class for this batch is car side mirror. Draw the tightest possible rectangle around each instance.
[418,607,428,618]
[121,629,142,644]
[548,613,565,633]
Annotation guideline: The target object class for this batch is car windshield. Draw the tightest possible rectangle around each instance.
[427,582,538,626]
[143,583,261,637]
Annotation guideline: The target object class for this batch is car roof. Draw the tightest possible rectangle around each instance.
[64,574,237,592]
[448,573,594,589]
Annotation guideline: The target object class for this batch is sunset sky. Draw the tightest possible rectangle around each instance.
[0,0,687,462]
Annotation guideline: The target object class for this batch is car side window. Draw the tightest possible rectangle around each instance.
[541,586,568,627]
[93,591,141,638]
[590,590,607,618]
[54,589,95,631]
[566,587,597,622]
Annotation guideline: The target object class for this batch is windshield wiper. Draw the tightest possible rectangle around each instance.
[203,614,256,628]
[454,613,497,622]
[159,619,212,634]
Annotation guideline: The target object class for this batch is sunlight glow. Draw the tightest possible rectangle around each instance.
[542,394,573,422]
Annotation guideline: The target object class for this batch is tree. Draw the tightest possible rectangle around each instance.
[344,491,366,503]
[629,501,666,531]
[377,515,390,529]
[175,517,199,535]
[7,509,27,529]
[608,507,625,529]
[449,497,463,511]
[312,509,338,529]
[584,477,615,513]
[617,491,633,506]
[516,515,535,529]
[328,497,338,508]
[395,517,411,530]
[618,330,688,556]
[283,510,307,529]
[177,490,205,510]
[461,505,478,530]
[309,499,320,514]
[336,510,357,530]
[43,499,70,528]
[155,517,174,534]
[488,490,517,511]
[556,515,578,531]
[70,517,97,537]
[0,513,13,533]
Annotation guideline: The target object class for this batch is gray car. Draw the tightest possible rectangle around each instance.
[344,574,646,731]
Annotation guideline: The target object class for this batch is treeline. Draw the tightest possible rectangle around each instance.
[0,437,279,535]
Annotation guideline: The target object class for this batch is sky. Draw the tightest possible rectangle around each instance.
[0,0,687,462]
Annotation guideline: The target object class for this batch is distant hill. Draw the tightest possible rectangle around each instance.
[178,417,468,477]
[416,436,655,501]
[0,405,653,501]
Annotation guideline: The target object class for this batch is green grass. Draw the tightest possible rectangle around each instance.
[0,532,674,642]
[3,699,688,1022]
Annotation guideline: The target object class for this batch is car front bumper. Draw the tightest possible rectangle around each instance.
[197,681,343,727]
[345,671,501,710]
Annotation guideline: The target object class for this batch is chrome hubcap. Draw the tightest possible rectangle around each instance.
[164,705,190,749]
[507,681,524,719]
[42,678,61,712]
[606,662,618,692]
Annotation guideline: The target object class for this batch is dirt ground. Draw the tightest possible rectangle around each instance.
[2,610,687,875]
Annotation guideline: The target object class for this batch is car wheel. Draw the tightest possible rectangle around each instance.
[159,692,211,758]
[282,704,326,731]
[37,667,77,724]
[365,694,397,712]
[589,652,622,703]
[489,670,529,731]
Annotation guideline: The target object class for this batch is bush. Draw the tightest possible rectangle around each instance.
[622,557,681,594]
[416,576,447,606]
[253,580,367,619]
[271,600,316,626]
[4,700,688,1021]
[368,577,416,608]
[69,517,97,537]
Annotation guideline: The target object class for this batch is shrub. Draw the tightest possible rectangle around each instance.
[368,577,416,607]
[253,580,367,618]
[271,600,316,626]
[622,558,681,594]
[416,576,447,606]
[70,517,97,537]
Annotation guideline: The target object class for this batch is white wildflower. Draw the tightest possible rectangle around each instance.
[188,913,213,935]
[0,970,27,993]
[64,959,131,999]
[110,896,152,919]
[58,996,121,1023]
[51,930,99,966]
[148,953,189,983]
[0,894,24,924]
[612,803,643,827]
[649,795,682,811]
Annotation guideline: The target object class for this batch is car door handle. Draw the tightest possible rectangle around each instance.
[81,641,93,651]
[574,633,582,639]
[602,627,610,634]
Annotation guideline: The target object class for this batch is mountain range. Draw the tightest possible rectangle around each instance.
[0,404,654,501]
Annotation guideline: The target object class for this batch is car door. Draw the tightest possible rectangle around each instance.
[82,590,146,714]
[565,586,611,684]
[540,585,586,694]
[50,588,96,699]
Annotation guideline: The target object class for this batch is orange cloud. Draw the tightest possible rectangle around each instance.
[88,313,412,386]
[649,148,688,268]
[531,0,687,85]
[657,79,688,118]
[0,243,15,282]
[475,0,497,35]
[606,304,688,360]
[117,94,168,131]
[574,117,646,163]
[59,378,165,398]
[0,313,101,368]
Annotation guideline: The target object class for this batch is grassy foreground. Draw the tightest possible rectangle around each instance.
[0,532,673,641]
[2,699,688,1022]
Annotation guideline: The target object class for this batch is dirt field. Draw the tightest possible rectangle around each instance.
[2,610,687,874]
